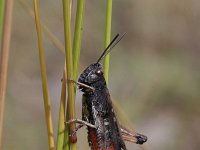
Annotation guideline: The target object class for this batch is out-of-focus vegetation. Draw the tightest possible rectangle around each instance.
[2,0,200,150]
[0,0,13,149]
[0,0,4,37]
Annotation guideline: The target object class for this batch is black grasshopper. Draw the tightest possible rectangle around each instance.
[68,34,147,150]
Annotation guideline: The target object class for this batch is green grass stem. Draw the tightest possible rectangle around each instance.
[33,0,55,149]
[103,0,112,83]
[60,0,85,150]
[0,0,4,39]
[56,67,67,150]
[62,0,77,150]
[72,0,85,80]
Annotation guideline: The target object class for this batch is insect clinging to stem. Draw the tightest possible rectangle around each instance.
[67,33,147,150]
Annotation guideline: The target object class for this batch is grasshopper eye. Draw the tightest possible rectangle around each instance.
[95,70,103,76]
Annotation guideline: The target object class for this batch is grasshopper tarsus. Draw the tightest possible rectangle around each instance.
[69,124,84,137]
[69,134,77,143]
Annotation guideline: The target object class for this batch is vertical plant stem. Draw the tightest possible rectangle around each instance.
[73,0,85,80]
[33,1,55,150]
[103,0,112,83]
[0,0,13,148]
[56,67,67,150]
[62,0,77,150]
[57,0,85,149]
[0,0,5,38]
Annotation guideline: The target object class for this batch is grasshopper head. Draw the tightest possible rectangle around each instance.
[77,33,125,92]
[78,63,105,87]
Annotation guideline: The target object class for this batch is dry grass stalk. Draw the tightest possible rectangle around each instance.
[0,0,13,148]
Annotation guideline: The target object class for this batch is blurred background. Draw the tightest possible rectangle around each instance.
[2,0,200,150]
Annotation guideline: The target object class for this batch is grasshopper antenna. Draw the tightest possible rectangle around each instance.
[96,32,126,63]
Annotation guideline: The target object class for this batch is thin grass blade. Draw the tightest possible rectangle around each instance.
[103,0,112,83]
[0,0,5,39]
[33,0,55,149]
[62,0,77,150]
[0,0,13,148]
[56,67,67,150]
[72,0,86,80]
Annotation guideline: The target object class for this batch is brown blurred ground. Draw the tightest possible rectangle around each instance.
[2,0,200,150]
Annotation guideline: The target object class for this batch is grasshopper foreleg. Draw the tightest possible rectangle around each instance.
[65,119,96,129]
[68,79,95,92]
